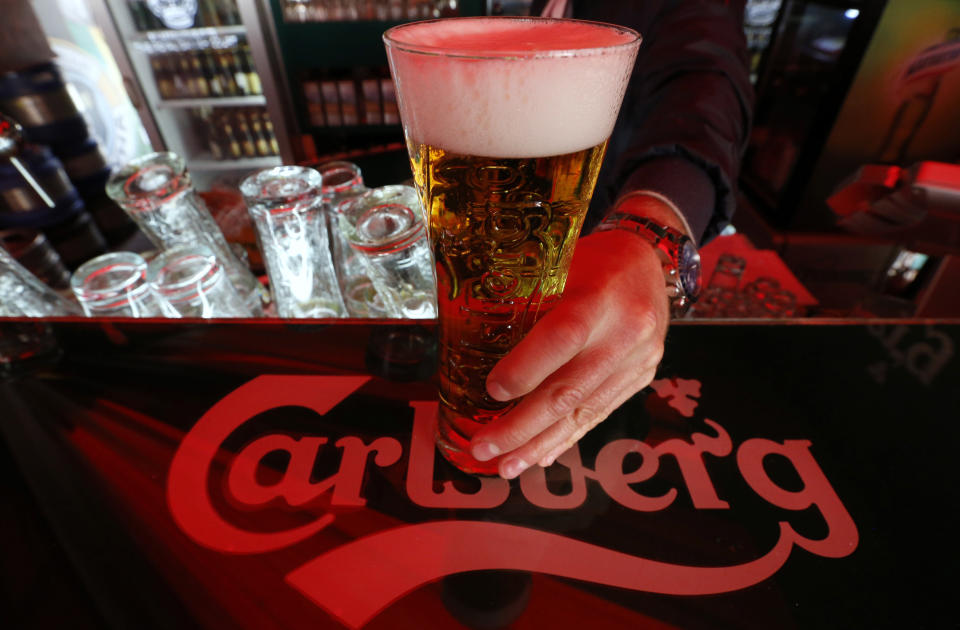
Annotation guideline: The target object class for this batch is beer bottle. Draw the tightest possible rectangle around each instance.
[263,112,280,156]
[203,110,226,160]
[217,50,240,96]
[151,54,175,99]
[230,47,250,96]
[199,0,222,27]
[166,52,188,99]
[177,51,197,98]
[235,110,258,158]
[191,50,210,98]
[248,109,271,157]
[201,47,223,97]
[220,112,243,159]
[241,45,262,95]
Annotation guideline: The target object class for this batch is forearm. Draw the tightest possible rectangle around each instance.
[588,0,753,244]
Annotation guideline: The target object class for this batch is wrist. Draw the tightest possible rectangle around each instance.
[606,190,695,244]
[594,194,702,317]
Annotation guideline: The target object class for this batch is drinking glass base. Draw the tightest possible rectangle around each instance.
[435,408,501,476]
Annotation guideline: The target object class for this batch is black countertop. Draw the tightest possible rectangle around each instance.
[1,319,957,629]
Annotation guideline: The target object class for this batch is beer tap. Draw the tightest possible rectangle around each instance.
[0,112,56,209]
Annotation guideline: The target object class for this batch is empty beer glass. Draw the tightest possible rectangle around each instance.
[342,185,436,319]
[241,166,346,318]
[70,251,162,317]
[106,152,266,315]
[317,160,386,317]
[146,244,252,318]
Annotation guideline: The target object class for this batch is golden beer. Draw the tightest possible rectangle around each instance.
[410,142,606,471]
[385,17,640,474]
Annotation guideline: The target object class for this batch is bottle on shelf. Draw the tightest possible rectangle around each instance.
[190,49,210,97]
[233,110,258,158]
[198,0,223,27]
[247,109,272,157]
[229,48,250,96]
[190,107,279,161]
[176,48,198,98]
[241,44,262,96]
[380,66,399,124]
[200,44,224,97]
[208,119,226,161]
[358,68,383,125]
[150,52,176,99]
[217,48,241,96]
[219,112,244,159]
[300,66,405,128]
[262,111,281,156]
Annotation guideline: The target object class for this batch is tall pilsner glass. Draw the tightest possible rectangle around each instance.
[384,17,640,474]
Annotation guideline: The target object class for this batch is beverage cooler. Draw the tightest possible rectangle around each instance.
[88,0,297,188]
[254,0,486,185]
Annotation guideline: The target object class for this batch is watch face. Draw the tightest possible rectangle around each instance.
[679,240,702,299]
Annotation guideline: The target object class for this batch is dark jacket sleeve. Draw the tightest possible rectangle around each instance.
[579,0,754,244]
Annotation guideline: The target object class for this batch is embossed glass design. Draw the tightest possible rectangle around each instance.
[316,161,386,317]
[106,152,266,315]
[241,166,347,319]
[146,244,252,318]
[385,17,640,473]
[342,186,437,319]
[71,252,162,317]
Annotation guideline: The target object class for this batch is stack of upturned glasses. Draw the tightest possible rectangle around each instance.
[240,161,436,319]
[2,151,437,320]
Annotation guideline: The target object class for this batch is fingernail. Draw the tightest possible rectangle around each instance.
[472,441,500,462]
[501,458,528,480]
[487,380,510,401]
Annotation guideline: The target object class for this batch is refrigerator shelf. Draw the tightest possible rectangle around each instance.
[130,25,247,42]
[189,155,282,171]
[156,96,267,109]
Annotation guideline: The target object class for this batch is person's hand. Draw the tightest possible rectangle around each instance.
[467,218,674,479]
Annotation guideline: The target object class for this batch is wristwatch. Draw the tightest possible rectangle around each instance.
[595,212,702,316]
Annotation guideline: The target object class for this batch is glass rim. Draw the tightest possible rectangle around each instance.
[147,245,221,301]
[240,165,323,214]
[106,151,189,209]
[383,16,641,60]
[315,161,364,199]
[71,251,149,301]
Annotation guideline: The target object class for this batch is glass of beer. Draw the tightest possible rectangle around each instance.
[384,17,640,474]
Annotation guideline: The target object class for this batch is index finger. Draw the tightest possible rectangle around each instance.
[486,298,599,402]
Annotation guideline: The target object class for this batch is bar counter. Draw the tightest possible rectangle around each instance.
[1,318,957,629]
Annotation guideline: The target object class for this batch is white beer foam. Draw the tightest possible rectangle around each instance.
[386,19,640,159]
